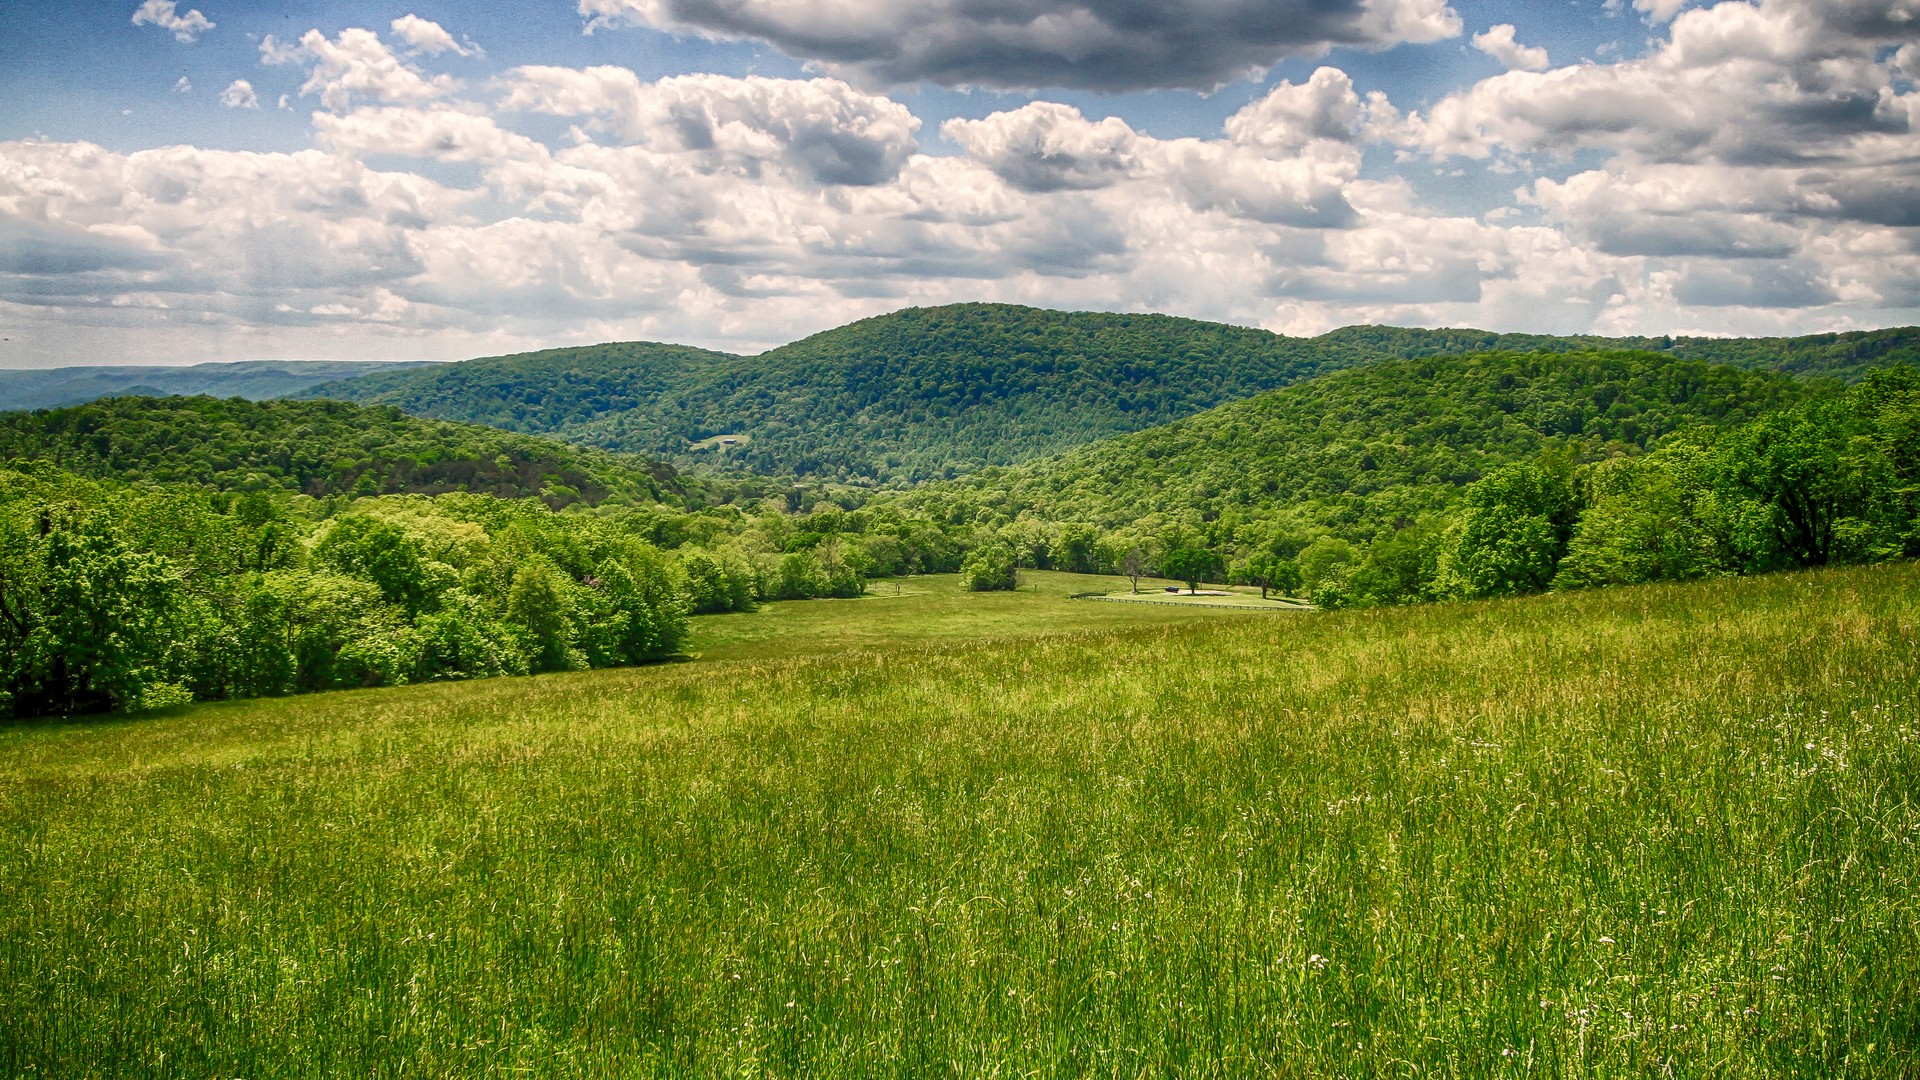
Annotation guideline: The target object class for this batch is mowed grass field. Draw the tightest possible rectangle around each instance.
[684,570,1293,662]
[4,564,1919,1077]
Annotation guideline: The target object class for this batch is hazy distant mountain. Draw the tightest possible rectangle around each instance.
[0,360,442,412]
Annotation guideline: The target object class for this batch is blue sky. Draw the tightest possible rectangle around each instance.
[2,0,1917,365]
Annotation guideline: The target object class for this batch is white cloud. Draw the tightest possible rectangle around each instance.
[1633,0,1693,23]
[7,15,1920,365]
[942,104,1139,193]
[262,28,461,112]
[500,70,921,185]
[1224,67,1370,152]
[574,0,1461,91]
[1404,0,1920,165]
[131,0,213,43]
[172,76,192,93]
[390,14,482,58]
[1471,24,1549,71]
[220,80,259,109]
[312,107,550,166]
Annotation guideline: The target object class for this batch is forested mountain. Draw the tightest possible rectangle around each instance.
[305,304,1920,484]
[307,304,1386,483]
[298,341,730,435]
[0,396,697,508]
[0,360,439,412]
[893,350,1827,536]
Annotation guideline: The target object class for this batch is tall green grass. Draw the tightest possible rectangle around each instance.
[3,564,1917,1076]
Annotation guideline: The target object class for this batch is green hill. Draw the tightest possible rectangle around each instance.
[303,305,1920,485]
[893,350,1831,535]
[307,304,1389,484]
[0,395,696,508]
[300,341,729,436]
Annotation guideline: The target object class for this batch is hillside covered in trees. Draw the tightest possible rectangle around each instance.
[306,304,1384,483]
[894,350,1827,534]
[890,356,1918,609]
[0,396,702,508]
[303,304,1920,484]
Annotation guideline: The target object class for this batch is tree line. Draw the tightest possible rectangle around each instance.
[0,461,978,719]
[923,365,1920,606]
[4,353,1914,720]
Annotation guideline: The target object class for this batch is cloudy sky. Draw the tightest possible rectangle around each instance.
[3,0,1919,366]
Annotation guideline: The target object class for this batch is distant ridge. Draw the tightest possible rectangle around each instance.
[301,306,1920,483]
[0,360,443,412]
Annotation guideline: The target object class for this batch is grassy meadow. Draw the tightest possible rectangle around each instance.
[683,570,1294,662]
[3,563,1919,1076]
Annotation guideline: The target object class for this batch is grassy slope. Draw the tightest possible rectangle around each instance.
[4,563,1917,1075]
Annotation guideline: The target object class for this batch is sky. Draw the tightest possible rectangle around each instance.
[2,0,1919,367]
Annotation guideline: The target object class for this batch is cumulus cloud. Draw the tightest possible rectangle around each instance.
[1224,67,1370,152]
[1407,0,1919,164]
[172,76,192,93]
[574,0,1462,91]
[131,0,213,43]
[8,12,1920,365]
[500,70,920,185]
[312,107,550,167]
[1615,0,1694,23]
[1471,24,1549,70]
[942,104,1139,193]
[263,28,461,112]
[220,80,259,109]
[390,14,482,58]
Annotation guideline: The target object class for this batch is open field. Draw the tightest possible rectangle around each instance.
[3,563,1918,1076]
[1087,588,1308,609]
[685,570,1283,662]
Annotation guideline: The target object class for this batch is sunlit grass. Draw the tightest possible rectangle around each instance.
[3,563,1917,1076]
[683,570,1284,662]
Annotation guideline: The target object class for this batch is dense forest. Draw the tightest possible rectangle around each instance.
[0,464,691,718]
[0,460,974,719]
[896,350,1825,535]
[300,341,730,437]
[304,304,1920,483]
[308,304,1389,483]
[0,396,710,508]
[892,361,1919,608]
[1319,324,1920,381]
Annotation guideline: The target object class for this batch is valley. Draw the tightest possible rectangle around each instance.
[2,303,1917,1076]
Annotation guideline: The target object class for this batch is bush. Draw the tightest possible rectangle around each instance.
[962,543,1018,591]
